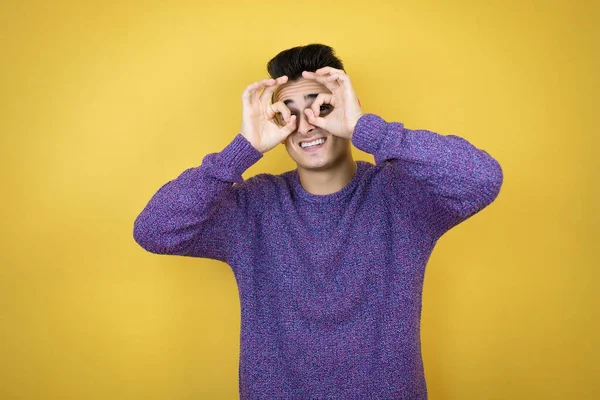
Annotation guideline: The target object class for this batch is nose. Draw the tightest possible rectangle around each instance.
[296,112,315,136]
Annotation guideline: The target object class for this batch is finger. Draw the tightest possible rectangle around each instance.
[242,81,263,106]
[243,79,274,98]
[279,115,297,136]
[302,71,340,93]
[326,73,348,82]
[254,78,278,101]
[317,73,357,104]
[269,101,292,124]
[310,93,334,117]
[307,69,350,86]
[274,75,288,84]
[302,71,317,79]
[316,73,350,92]
[304,109,327,130]
[303,70,336,84]
[315,66,346,76]
[260,76,288,106]
[242,78,276,104]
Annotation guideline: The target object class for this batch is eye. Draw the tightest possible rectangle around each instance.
[319,105,332,114]
[276,112,298,126]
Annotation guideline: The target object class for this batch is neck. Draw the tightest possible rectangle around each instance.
[297,156,357,195]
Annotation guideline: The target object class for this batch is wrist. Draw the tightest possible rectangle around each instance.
[350,114,389,155]
[218,134,264,180]
[254,140,272,154]
[240,132,265,154]
[348,113,364,140]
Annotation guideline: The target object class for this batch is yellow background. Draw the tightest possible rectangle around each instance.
[1,0,598,398]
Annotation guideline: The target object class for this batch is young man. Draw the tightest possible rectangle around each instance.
[134,44,503,399]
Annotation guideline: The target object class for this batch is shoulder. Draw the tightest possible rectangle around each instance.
[357,159,399,186]
[357,159,426,205]
[234,170,294,200]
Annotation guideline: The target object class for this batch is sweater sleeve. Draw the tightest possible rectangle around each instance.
[133,134,263,262]
[352,113,504,239]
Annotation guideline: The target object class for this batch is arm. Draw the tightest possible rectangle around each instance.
[352,113,504,238]
[134,75,297,262]
[287,67,503,238]
[133,134,262,262]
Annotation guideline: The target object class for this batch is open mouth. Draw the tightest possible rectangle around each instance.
[299,137,327,152]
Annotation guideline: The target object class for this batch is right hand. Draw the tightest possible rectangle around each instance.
[240,76,297,154]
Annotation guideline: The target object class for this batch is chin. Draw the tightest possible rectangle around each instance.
[296,153,347,172]
[299,161,333,172]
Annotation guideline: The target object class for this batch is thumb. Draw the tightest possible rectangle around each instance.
[305,109,327,130]
[279,114,297,137]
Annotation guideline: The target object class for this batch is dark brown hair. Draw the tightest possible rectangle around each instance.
[267,44,344,80]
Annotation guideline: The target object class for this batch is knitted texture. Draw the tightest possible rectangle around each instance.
[134,114,504,399]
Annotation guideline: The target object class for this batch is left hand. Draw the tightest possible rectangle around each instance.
[301,67,363,140]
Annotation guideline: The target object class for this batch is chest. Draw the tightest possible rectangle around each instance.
[252,192,426,269]
[238,193,432,323]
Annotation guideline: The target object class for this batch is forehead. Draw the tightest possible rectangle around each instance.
[274,78,331,104]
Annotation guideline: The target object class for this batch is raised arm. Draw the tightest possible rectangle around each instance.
[302,67,503,239]
[353,114,504,238]
[133,135,262,261]
[134,75,298,261]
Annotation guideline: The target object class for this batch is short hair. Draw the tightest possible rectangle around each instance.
[267,44,344,81]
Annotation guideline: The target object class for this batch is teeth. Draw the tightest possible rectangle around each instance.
[300,138,325,148]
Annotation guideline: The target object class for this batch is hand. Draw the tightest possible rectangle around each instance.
[240,76,297,154]
[301,67,363,140]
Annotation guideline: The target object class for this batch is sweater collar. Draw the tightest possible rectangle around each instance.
[289,161,368,203]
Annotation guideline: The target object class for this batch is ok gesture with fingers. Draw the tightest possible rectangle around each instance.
[240,76,297,154]
[301,67,363,140]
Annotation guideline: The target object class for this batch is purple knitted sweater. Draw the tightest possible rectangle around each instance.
[133,114,503,399]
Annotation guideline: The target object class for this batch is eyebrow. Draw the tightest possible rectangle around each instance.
[283,94,319,106]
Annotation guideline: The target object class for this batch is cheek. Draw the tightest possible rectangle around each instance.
[285,134,298,146]
[283,137,295,153]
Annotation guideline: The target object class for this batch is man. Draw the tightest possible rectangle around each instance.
[134,44,503,399]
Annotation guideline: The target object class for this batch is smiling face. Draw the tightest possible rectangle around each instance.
[274,78,353,173]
